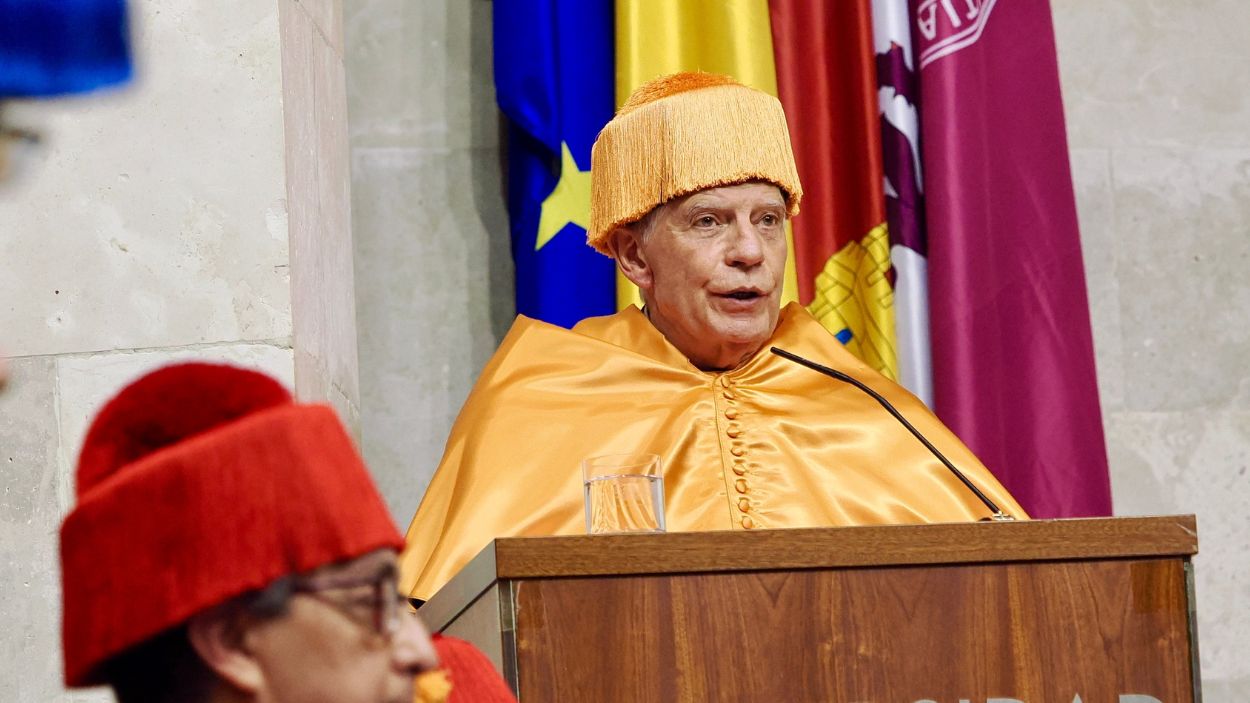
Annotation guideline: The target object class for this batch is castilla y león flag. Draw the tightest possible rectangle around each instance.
[915,0,1111,517]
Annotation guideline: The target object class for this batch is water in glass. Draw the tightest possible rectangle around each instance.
[583,472,666,534]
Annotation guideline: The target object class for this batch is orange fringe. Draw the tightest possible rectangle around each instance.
[588,72,804,256]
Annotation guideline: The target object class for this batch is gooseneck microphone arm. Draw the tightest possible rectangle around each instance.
[770,347,1014,522]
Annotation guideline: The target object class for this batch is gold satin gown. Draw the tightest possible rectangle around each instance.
[400,303,1026,600]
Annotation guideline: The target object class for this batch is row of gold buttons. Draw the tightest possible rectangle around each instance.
[719,375,754,529]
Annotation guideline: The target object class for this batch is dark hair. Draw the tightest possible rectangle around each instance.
[103,577,296,703]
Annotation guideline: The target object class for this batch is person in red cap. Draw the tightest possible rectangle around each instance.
[59,362,441,703]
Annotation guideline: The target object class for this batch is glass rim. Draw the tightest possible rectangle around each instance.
[581,452,661,479]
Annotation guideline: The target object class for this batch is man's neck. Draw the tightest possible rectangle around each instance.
[641,305,769,372]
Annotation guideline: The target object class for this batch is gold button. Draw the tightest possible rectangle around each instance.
[732,463,747,476]
[718,375,732,388]
[725,423,742,438]
[738,497,751,512]
[741,515,755,529]
[722,390,736,400]
[734,478,749,494]
[730,446,745,457]
[724,407,739,420]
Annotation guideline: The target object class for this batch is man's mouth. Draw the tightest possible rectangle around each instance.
[714,287,766,299]
[712,288,769,308]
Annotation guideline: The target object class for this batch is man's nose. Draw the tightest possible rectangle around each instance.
[725,220,766,267]
[392,610,440,675]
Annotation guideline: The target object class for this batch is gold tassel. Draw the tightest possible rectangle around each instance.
[588,73,804,255]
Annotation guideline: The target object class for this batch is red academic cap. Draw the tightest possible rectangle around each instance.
[59,362,403,686]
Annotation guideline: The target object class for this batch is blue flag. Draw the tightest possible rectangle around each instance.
[0,0,132,97]
[493,0,616,328]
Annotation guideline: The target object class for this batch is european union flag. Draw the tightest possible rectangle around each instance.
[494,0,616,328]
[0,0,132,97]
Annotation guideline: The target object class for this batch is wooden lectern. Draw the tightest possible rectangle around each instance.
[418,516,1199,701]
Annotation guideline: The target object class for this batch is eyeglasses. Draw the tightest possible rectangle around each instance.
[293,568,409,639]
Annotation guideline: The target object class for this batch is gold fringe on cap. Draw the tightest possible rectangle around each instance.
[588,72,803,256]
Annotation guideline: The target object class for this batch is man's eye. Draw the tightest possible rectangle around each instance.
[760,214,779,226]
[694,215,718,227]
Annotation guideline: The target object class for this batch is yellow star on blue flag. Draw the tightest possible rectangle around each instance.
[496,0,615,328]
[535,142,591,251]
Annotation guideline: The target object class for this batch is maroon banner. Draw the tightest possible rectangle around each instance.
[913,0,1112,517]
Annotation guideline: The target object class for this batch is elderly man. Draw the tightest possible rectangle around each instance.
[400,72,1025,602]
[60,363,514,703]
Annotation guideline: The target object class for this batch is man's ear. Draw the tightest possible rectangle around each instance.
[605,226,653,292]
[187,606,265,694]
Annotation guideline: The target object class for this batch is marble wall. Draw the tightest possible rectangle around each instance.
[282,0,364,428]
[1054,1,1250,697]
[345,0,511,524]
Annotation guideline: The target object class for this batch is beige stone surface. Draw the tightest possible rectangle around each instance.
[281,0,362,424]
[1111,147,1250,412]
[345,0,498,151]
[1069,148,1124,411]
[1053,0,1250,150]
[0,0,292,358]
[1056,2,1250,697]
[346,0,511,523]
[0,357,68,702]
[66,690,112,703]
[349,146,510,521]
[293,0,344,55]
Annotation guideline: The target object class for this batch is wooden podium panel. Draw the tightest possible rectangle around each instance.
[418,516,1199,702]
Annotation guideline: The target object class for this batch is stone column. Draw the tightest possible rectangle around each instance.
[282,0,361,427]
[345,0,512,524]
[0,1,356,698]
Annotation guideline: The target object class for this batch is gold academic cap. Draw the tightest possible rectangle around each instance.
[587,72,803,256]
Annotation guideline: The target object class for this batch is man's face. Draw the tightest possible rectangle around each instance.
[617,182,789,370]
[245,549,437,703]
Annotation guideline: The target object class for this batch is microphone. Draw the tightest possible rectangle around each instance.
[769,347,1015,522]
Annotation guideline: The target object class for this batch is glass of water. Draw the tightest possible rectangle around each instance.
[582,453,666,534]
